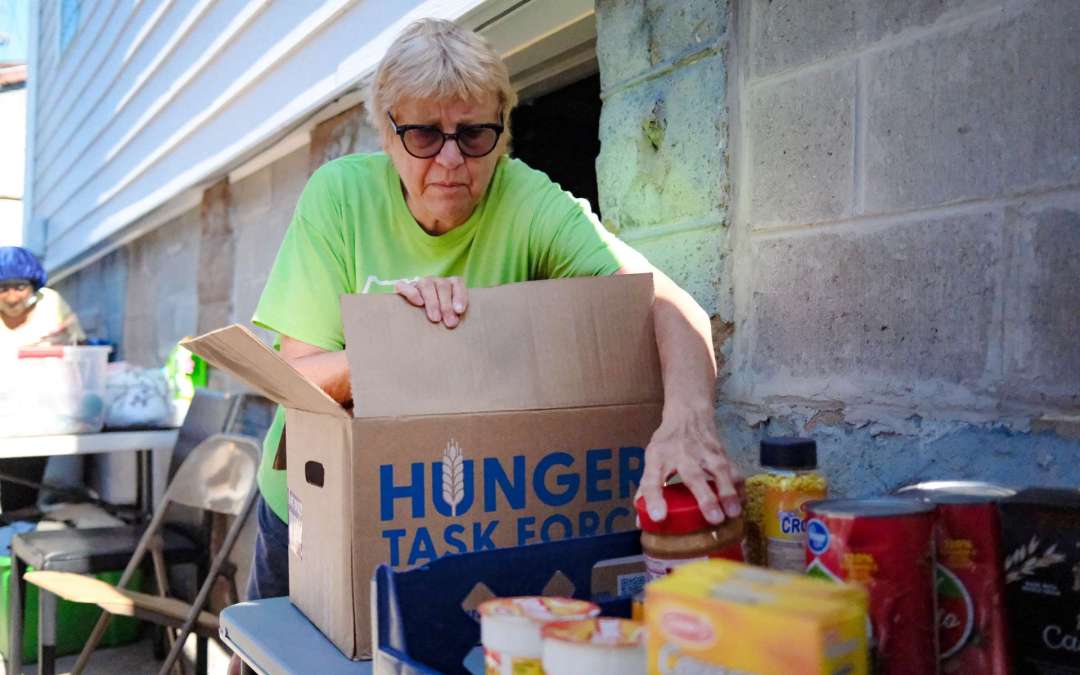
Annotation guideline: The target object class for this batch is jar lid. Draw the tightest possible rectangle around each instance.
[760,437,817,470]
[896,480,1016,504]
[634,482,720,535]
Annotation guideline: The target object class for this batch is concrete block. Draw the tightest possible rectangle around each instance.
[123,210,199,362]
[859,0,999,44]
[747,0,999,79]
[864,4,1080,213]
[309,106,379,174]
[748,209,1004,388]
[1002,195,1080,409]
[747,63,855,227]
[597,54,728,233]
[196,299,232,340]
[197,234,234,305]
[232,147,308,324]
[200,180,232,238]
[271,146,311,213]
[597,0,728,90]
[719,411,1080,499]
[231,166,272,224]
[626,226,726,316]
[232,272,269,331]
[748,0,855,78]
[100,249,128,348]
[122,312,157,368]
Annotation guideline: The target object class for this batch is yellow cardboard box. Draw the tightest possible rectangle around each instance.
[646,562,869,675]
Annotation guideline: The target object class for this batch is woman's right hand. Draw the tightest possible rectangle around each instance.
[394,276,469,328]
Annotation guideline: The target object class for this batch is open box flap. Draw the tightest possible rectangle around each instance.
[340,274,663,418]
[181,325,346,418]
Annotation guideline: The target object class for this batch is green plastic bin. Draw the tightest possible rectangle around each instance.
[0,555,144,664]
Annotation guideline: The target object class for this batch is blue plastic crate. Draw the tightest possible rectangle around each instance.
[374,531,642,674]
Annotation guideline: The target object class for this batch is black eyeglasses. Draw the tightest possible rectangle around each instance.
[0,281,31,293]
[387,112,504,159]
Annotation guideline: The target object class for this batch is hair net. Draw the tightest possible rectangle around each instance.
[0,247,47,290]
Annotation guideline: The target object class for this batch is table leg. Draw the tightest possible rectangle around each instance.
[37,589,55,675]
[137,448,154,517]
[9,556,26,675]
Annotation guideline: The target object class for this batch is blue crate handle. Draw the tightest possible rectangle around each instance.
[374,531,642,674]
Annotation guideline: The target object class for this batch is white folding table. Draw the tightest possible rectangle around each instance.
[0,429,179,515]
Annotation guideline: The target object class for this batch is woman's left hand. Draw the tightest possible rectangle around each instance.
[638,405,742,525]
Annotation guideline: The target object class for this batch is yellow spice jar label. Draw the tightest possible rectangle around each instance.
[761,476,827,571]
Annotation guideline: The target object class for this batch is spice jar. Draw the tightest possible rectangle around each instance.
[634,482,744,581]
[744,437,827,571]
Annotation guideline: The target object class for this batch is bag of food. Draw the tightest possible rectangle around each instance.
[104,363,173,428]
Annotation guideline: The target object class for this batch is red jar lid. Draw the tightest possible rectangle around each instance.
[634,482,717,535]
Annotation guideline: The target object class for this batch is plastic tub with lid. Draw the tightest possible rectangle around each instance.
[0,346,111,436]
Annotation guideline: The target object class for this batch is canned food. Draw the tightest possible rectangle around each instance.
[804,497,938,675]
[999,488,1080,675]
[898,480,1015,675]
[478,596,600,675]
[541,618,645,675]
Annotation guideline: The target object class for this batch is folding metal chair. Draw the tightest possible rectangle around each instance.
[5,389,238,675]
[23,433,261,675]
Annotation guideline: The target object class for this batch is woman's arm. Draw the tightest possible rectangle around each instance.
[280,336,352,404]
[617,261,742,525]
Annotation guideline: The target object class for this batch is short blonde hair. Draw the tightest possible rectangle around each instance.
[367,18,517,137]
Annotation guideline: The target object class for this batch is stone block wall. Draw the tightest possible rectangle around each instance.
[596,0,731,317]
[723,0,1080,492]
[49,1,1080,499]
[231,145,311,348]
[122,207,202,367]
[52,247,127,356]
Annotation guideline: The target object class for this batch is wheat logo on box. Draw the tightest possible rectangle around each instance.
[442,439,466,517]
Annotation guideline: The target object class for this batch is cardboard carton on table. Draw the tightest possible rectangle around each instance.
[184,274,663,658]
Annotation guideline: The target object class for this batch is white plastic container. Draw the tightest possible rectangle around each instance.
[478,596,600,674]
[0,346,111,436]
[542,618,646,675]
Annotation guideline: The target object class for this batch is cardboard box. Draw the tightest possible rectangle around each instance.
[183,275,663,658]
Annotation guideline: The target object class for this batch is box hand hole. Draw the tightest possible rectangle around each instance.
[304,461,325,488]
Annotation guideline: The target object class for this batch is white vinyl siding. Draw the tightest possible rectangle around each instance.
[27,0,594,277]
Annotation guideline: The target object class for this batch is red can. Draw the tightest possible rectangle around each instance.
[805,497,938,675]
[897,481,1015,675]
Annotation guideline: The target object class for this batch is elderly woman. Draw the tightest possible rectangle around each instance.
[244,18,740,605]
[0,246,86,511]
[0,246,84,357]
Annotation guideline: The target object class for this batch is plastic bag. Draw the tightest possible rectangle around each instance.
[104,363,174,428]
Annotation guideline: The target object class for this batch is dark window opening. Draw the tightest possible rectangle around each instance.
[509,73,602,219]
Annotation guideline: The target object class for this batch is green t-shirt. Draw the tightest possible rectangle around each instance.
[253,152,631,522]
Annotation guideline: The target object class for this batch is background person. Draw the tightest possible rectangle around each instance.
[0,246,87,513]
